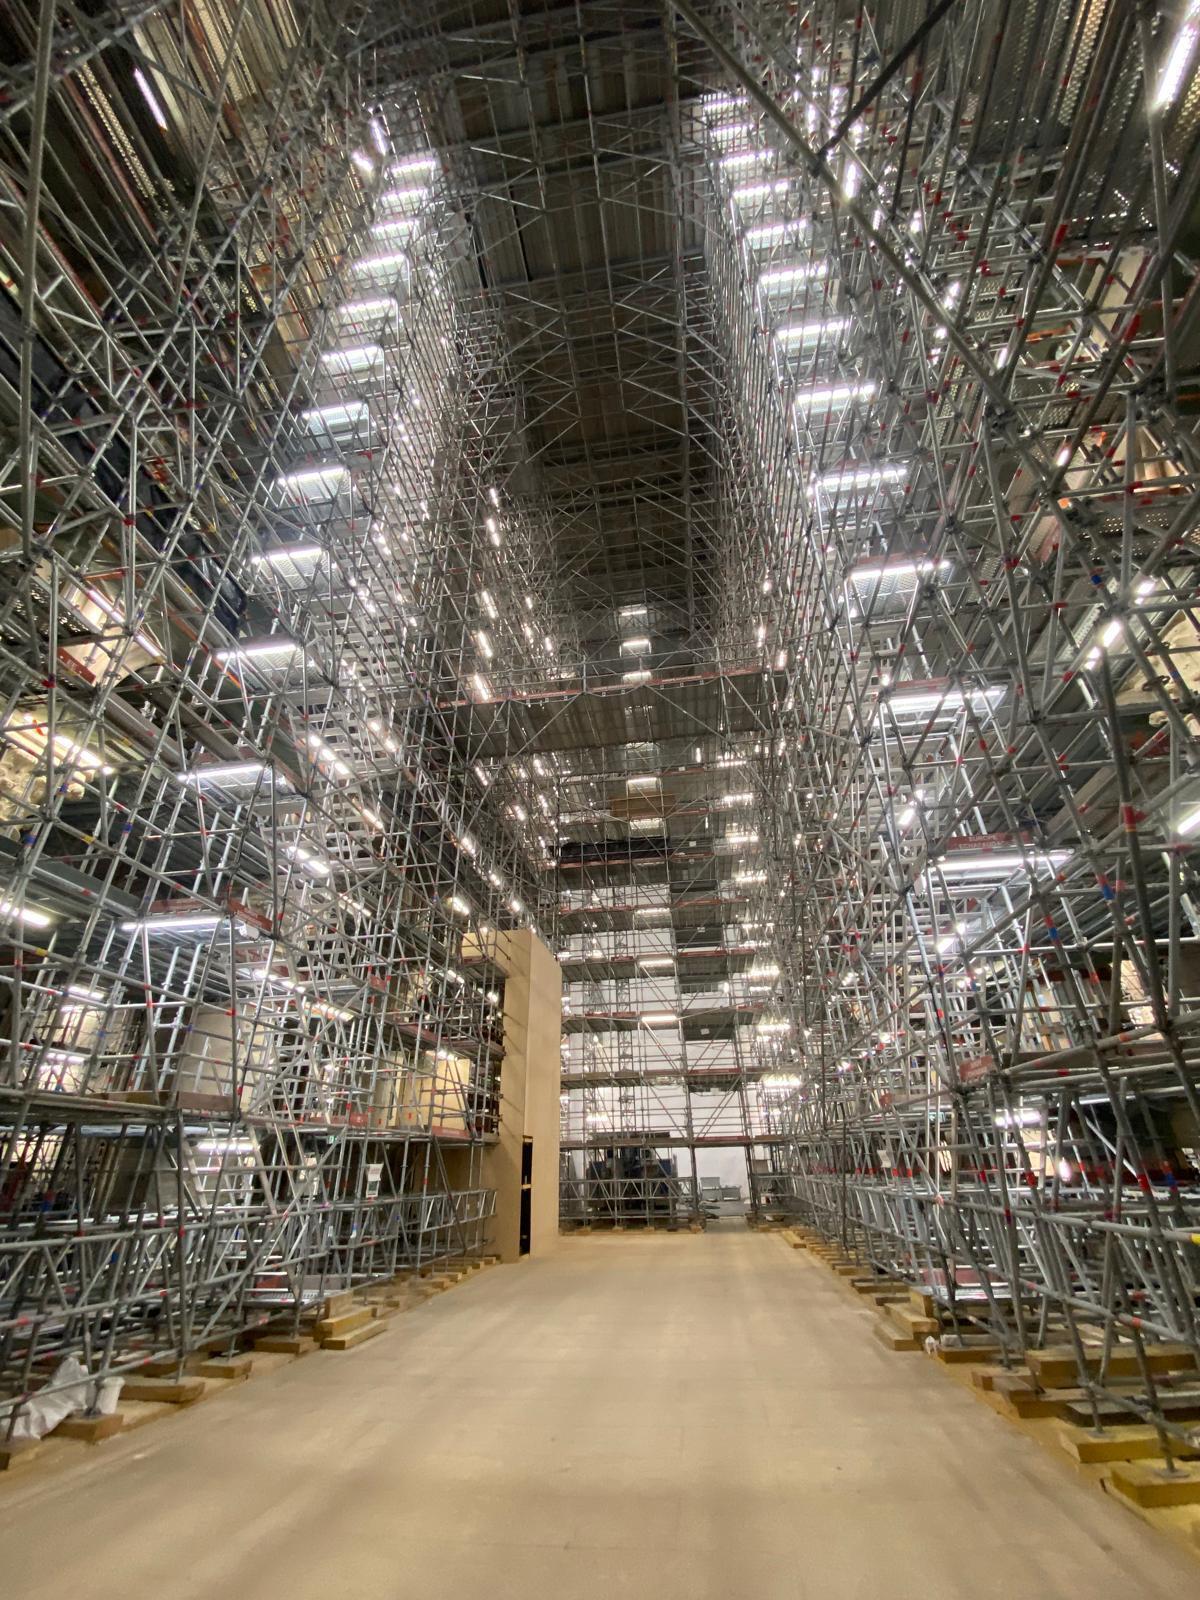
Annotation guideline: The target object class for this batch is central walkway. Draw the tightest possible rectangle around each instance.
[1,1231,1195,1597]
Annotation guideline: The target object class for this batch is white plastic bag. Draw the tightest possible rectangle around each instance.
[0,1356,121,1441]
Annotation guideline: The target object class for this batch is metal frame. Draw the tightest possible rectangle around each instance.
[0,0,562,1427]
[2,0,1199,1457]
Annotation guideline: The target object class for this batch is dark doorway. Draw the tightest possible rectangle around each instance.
[519,1137,533,1255]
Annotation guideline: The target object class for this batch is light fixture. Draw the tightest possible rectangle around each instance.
[252,543,325,567]
[302,402,368,431]
[733,180,792,206]
[813,462,907,495]
[931,850,1071,880]
[4,714,114,775]
[994,1107,1042,1129]
[353,250,410,274]
[775,317,849,346]
[719,148,771,171]
[794,381,877,412]
[757,262,822,290]
[0,898,52,930]
[133,67,169,130]
[881,684,1004,718]
[64,985,108,1006]
[179,760,274,785]
[744,220,806,248]
[1154,2,1200,108]
[378,184,429,209]
[849,558,949,586]
[392,153,437,178]
[287,845,331,878]
[276,465,347,497]
[339,295,393,321]
[215,640,304,666]
[121,913,225,934]
[321,344,382,371]
[641,1011,678,1026]
[621,637,651,653]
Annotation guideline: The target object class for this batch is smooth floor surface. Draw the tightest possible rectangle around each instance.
[1,1231,1196,1599]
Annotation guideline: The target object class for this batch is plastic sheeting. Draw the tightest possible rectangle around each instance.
[1,1357,124,1442]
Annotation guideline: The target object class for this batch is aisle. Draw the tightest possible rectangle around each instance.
[0,1232,1193,1598]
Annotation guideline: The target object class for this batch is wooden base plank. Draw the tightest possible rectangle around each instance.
[1111,1459,1200,1509]
[54,1412,125,1444]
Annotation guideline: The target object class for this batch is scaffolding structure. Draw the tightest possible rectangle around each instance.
[1,0,1198,1462]
[685,0,1200,1451]
[0,1,563,1422]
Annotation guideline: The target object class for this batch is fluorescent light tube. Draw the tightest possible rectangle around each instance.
[354,250,410,273]
[0,899,52,929]
[776,317,849,345]
[179,761,280,786]
[814,462,907,494]
[795,381,876,411]
[276,465,347,496]
[302,403,368,430]
[758,262,822,291]
[252,543,325,566]
[215,640,303,663]
[1154,6,1200,107]
[121,913,224,934]
[321,344,382,371]
[849,558,949,585]
[392,154,437,178]
[133,68,169,130]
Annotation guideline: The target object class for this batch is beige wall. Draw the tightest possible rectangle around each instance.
[480,927,563,1261]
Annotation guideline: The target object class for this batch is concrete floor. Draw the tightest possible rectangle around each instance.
[1,1231,1196,1599]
